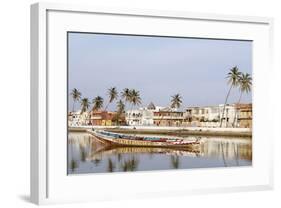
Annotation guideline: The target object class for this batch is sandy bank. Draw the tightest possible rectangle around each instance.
[68,126,252,138]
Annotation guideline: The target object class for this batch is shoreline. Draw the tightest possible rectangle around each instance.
[68,126,252,138]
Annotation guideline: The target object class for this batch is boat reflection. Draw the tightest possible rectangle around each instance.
[67,132,252,174]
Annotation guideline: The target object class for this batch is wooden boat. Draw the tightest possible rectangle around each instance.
[87,129,200,150]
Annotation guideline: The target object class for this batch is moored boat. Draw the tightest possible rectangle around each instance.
[87,129,200,150]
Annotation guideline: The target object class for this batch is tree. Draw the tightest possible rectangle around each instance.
[116,99,125,114]
[220,66,242,127]
[121,88,131,110]
[130,89,141,107]
[92,96,104,111]
[232,73,252,127]
[170,94,182,109]
[70,88,81,112]
[80,98,90,113]
[104,87,118,111]
[122,88,141,126]
[80,98,90,125]
[115,99,125,125]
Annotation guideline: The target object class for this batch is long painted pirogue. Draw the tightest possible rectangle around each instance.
[88,129,200,150]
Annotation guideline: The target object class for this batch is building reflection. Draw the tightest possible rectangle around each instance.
[68,132,252,173]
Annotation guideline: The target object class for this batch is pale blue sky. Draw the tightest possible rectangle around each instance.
[68,32,252,111]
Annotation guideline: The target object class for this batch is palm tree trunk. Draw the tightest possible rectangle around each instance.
[220,142,227,167]
[232,91,242,127]
[72,101,75,112]
[104,102,110,112]
[220,84,233,127]
[127,103,132,126]
[129,104,134,126]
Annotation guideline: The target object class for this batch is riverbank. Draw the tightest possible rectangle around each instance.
[68,126,252,138]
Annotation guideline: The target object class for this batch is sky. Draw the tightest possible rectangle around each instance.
[68,32,252,112]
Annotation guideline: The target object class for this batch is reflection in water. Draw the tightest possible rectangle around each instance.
[67,132,252,174]
[170,156,180,169]
[122,156,139,172]
[107,158,115,172]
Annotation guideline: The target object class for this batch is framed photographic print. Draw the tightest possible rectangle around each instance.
[30,2,274,205]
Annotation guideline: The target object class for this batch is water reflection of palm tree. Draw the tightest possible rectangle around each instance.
[117,153,122,162]
[68,136,79,173]
[107,158,115,172]
[92,158,101,166]
[234,144,239,166]
[70,159,78,172]
[122,157,139,171]
[171,155,180,169]
[220,142,227,167]
[148,151,154,159]
[79,144,87,162]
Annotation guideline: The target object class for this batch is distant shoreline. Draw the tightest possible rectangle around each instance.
[68,126,252,138]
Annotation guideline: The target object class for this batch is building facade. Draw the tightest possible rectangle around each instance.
[90,111,120,126]
[125,102,157,126]
[153,109,187,126]
[68,111,91,126]
[68,103,252,128]
[186,104,237,127]
[236,103,252,128]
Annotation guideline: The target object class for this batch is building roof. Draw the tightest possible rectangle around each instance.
[147,102,156,110]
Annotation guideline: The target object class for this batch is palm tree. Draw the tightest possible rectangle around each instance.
[232,73,252,127]
[80,97,90,125]
[130,89,141,120]
[121,88,131,110]
[220,66,242,127]
[70,88,81,112]
[92,96,104,111]
[126,89,141,126]
[116,99,125,114]
[130,89,141,107]
[115,99,125,125]
[170,94,182,109]
[104,87,118,111]
[80,98,90,113]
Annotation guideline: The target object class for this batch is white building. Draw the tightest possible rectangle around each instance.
[218,104,237,127]
[68,111,90,127]
[125,102,159,126]
[186,104,237,127]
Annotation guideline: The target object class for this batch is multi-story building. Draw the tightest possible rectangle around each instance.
[186,104,237,127]
[153,107,187,127]
[68,111,90,126]
[68,111,81,126]
[236,103,252,128]
[218,104,237,127]
[125,102,157,126]
[90,111,120,126]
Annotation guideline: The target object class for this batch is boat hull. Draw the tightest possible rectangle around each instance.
[88,130,200,151]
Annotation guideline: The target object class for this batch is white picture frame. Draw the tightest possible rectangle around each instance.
[30,2,274,205]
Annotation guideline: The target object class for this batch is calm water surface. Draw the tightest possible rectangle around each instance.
[67,132,252,174]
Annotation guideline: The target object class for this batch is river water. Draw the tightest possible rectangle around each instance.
[67,132,252,174]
